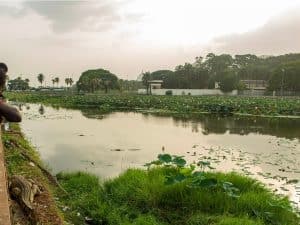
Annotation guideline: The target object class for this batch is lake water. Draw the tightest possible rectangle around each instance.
[16,103,300,209]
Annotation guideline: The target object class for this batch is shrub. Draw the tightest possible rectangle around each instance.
[165,90,173,95]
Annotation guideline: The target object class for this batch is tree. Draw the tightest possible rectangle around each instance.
[234,54,259,68]
[51,79,56,87]
[219,70,238,93]
[150,70,174,89]
[64,78,74,89]
[54,77,59,87]
[37,73,44,87]
[69,78,74,87]
[7,77,30,90]
[76,68,119,93]
[203,53,233,75]
[268,61,300,92]
[102,79,111,93]
[141,71,151,94]
[151,70,173,80]
[65,78,70,87]
[119,79,143,91]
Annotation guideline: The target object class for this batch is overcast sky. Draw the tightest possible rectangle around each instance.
[1,0,300,85]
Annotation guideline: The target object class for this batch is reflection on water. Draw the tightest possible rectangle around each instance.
[16,103,300,208]
[139,113,300,140]
[38,105,45,115]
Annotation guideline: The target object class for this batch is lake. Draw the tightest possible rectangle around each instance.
[16,103,300,208]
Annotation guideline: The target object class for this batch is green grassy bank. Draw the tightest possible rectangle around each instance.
[57,170,299,225]
[57,155,299,225]
[5,91,300,117]
[2,124,64,224]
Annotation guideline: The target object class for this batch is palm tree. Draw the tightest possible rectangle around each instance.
[52,79,56,87]
[54,77,59,87]
[25,78,30,85]
[65,78,70,87]
[37,73,44,87]
[69,78,73,87]
[142,71,151,94]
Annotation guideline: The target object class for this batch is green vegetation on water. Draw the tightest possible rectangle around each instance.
[56,154,299,225]
[6,91,300,117]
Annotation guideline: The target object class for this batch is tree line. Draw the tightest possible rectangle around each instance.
[7,74,74,91]
[142,53,300,92]
[6,53,300,93]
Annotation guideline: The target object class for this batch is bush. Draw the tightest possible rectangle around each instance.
[165,90,173,95]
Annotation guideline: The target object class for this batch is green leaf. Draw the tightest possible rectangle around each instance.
[165,176,176,185]
[189,164,196,171]
[144,160,161,167]
[179,167,192,176]
[197,161,210,166]
[192,171,204,178]
[174,174,186,182]
[192,177,218,188]
[172,157,186,167]
[158,154,172,163]
[227,192,240,198]
[198,178,218,188]
[165,174,186,185]
[222,181,234,190]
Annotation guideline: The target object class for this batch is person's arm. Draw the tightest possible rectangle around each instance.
[0,102,22,122]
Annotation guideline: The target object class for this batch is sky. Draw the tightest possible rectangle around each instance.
[1,0,300,85]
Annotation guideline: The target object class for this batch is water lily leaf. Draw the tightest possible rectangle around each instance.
[190,164,196,171]
[165,174,186,185]
[192,171,204,178]
[197,178,218,188]
[174,174,186,182]
[144,160,161,167]
[197,161,210,166]
[172,157,186,167]
[158,154,172,163]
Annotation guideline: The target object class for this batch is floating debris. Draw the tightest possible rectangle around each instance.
[110,149,125,152]
[287,179,299,184]
[128,148,141,151]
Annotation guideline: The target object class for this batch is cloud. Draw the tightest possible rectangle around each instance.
[21,0,127,33]
[0,2,27,17]
[207,8,300,55]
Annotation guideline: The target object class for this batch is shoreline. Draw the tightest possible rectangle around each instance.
[2,124,64,224]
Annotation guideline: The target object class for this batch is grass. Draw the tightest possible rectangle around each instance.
[56,167,299,225]
[2,123,64,224]
[5,91,300,117]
